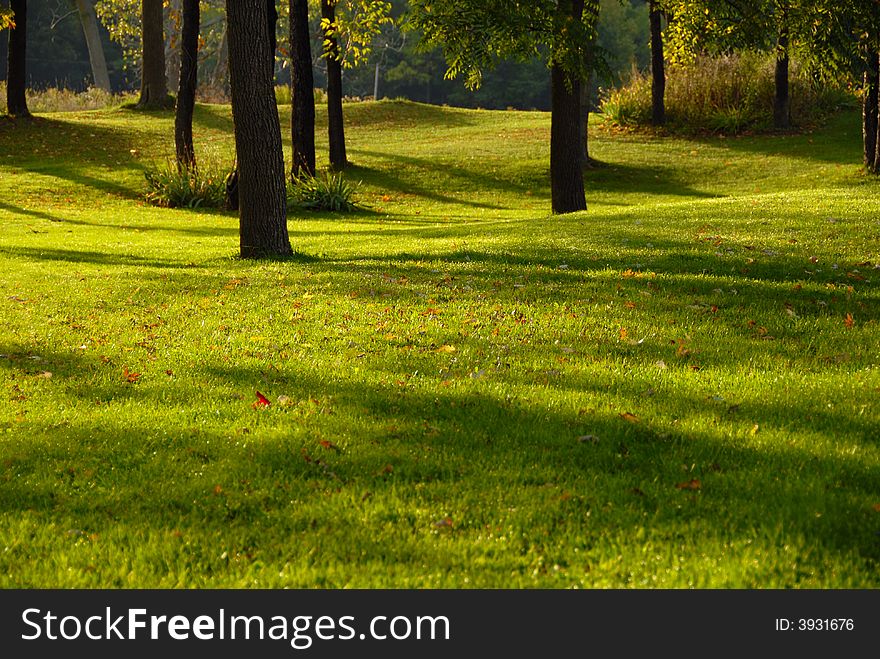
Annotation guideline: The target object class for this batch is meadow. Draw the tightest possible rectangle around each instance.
[0,100,878,587]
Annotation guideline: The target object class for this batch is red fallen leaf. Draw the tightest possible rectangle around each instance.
[252,391,271,408]
[624,301,637,309]
[675,479,702,491]
[319,439,340,452]
[213,484,223,495]
[122,367,141,383]
[164,370,173,376]
[619,412,639,423]
[844,313,855,329]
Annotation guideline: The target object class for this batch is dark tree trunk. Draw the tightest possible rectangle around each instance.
[649,0,666,126]
[6,0,29,117]
[864,52,879,171]
[212,23,229,93]
[290,0,316,176]
[174,0,199,170]
[226,0,292,258]
[579,80,591,165]
[550,0,587,214]
[267,0,277,71]
[551,64,586,214]
[138,0,171,109]
[322,0,347,169]
[773,29,790,130]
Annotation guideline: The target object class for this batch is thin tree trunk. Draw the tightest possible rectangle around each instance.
[73,0,111,92]
[166,0,181,95]
[226,0,292,258]
[138,0,171,109]
[211,23,229,92]
[322,0,347,169]
[290,0,316,176]
[649,0,665,126]
[174,0,198,170]
[6,0,29,117]
[864,52,879,171]
[579,80,591,165]
[773,28,790,130]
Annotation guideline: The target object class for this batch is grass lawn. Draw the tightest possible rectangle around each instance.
[0,101,878,588]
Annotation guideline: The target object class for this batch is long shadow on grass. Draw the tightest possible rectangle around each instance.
[0,246,202,269]
[1,360,877,586]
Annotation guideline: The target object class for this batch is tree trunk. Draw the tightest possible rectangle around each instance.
[166,0,181,95]
[174,0,198,170]
[649,0,665,126]
[138,0,171,109]
[290,0,316,176]
[579,80,591,165]
[267,0,277,68]
[211,23,229,93]
[322,0,348,169]
[6,0,29,117]
[550,0,587,214]
[773,29,790,130]
[226,0,292,259]
[864,53,879,171]
[73,0,111,92]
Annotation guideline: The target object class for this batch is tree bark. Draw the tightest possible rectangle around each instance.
[6,0,29,117]
[73,0,111,92]
[773,28,790,130]
[174,0,198,170]
[649,0,665,126]
[211,23,229,93]
[550,0,587,214]
[138,0,171,109]
[579,80,591,165]
[322,0,348,169]
[226,0,292,258]
[864,52,879,171]
[290,0,316,176]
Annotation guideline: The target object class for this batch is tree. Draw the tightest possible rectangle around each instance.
[73,0,112,91]
[137,0,171,108]
[174,0,198,169]
[6,0,29,117]
[409,0,598,213]
[322,0,348,169]
[649,0,665,126]
[290,0,316,175]
[226,0,293,258]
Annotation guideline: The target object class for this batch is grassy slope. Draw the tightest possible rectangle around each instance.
[0,102,878,587]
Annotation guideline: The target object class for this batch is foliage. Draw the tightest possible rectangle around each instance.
[143,159,229,208]
[0,8,14,30]
[600,52,850,133]
[1,103,879,587]
[321,0,394,68]
[274,85,327,106]
[288,170,360,211]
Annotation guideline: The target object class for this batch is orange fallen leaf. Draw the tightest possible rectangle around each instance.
[619,327,629,340]
[319,439,340,452]
[675,479,702,491]
[872,503,880,512]
[619,412,639,423]
[844,313,855,329]
[122,367,141,383]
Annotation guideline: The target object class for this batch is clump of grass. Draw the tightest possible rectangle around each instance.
[600,52,850,134]
[0,83,136,114]
[288,170,359,211]
[144,159,229,209]
[275,86,328,106]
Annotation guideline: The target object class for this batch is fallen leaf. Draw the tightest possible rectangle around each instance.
[436,345,456,353]
[844,313,855,329]
[122,367,141,383]
[619,412,639,423]
[276,395,292,407]
[577,435,599,444]
[675,479,702,491]
[750,424,760,435]
[872,503,880,512]
[36,371,53,379]
[433,517,453,528]
[619,328,629,340]
[319,439,340,452]
[252,391,271,409]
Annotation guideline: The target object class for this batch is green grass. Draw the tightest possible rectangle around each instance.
[0,101,878,588]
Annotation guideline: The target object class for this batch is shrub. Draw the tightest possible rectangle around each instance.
[288,171,359,212]
[599,52,850,134]
[144,159,229,209]
[275,86,328,106]
[0,83,135,114]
